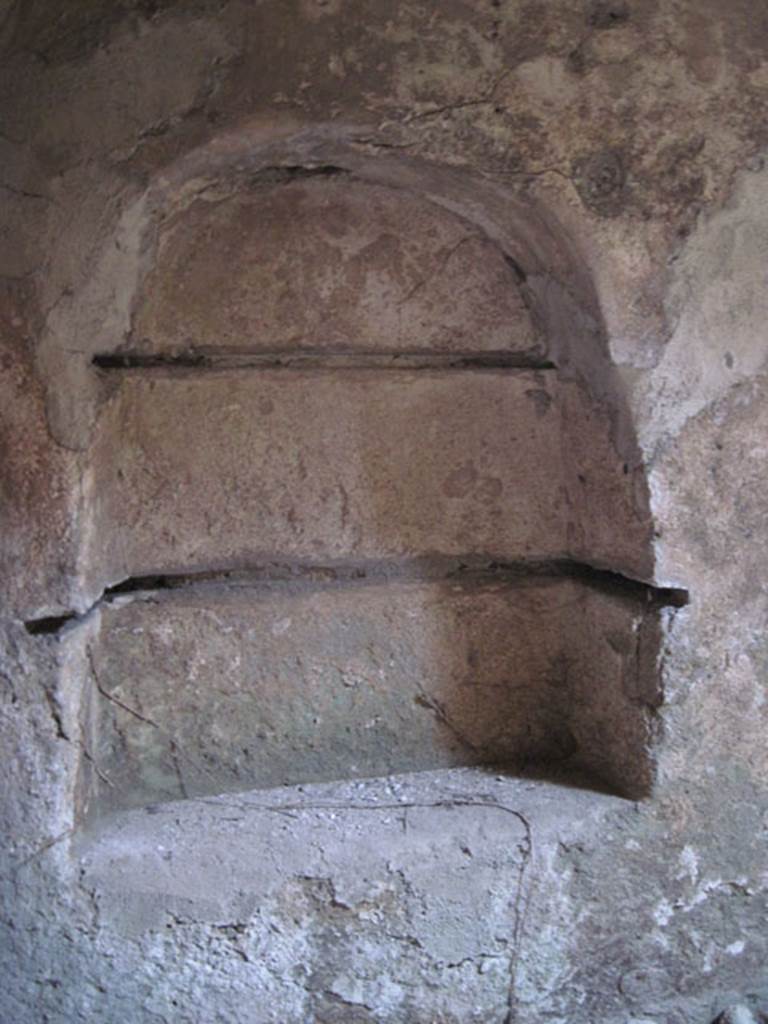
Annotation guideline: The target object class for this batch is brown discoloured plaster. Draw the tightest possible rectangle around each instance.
[133,177,540,356]
[0,284,77,618]
[82,369,648,591]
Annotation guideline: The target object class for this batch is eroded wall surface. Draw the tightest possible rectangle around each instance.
[1,2,768,1022]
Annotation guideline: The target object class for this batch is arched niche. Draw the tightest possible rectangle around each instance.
[35,127,684,820]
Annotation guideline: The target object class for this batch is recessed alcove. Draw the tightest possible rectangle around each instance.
[53,156,684,824]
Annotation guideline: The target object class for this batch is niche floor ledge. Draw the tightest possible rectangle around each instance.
[76,767,625,950]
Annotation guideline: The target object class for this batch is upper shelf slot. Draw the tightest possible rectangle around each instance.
[92,349,556,372]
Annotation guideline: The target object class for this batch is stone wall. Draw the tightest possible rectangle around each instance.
[1,2,768,1022]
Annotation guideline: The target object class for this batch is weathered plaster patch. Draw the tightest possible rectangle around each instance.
[639,161,768,455]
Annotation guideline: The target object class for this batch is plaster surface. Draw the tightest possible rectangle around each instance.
[1,3,768,1023]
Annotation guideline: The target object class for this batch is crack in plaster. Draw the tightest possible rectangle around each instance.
[403,69,515,124]
[85,644,216,784]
